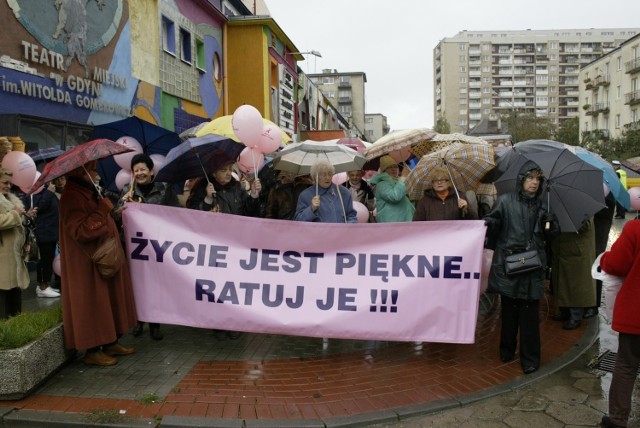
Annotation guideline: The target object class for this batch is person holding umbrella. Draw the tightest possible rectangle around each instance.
[295,160,358,223]
[484,161,559,375]
[58,158,138,366]
[413,167,477,221]
[368,155,414,222]
[185,159,262,217]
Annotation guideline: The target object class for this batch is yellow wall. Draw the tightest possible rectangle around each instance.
[226,26,269,116]
[129,0,159,85]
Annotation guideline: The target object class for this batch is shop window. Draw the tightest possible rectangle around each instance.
[195,38,205,72]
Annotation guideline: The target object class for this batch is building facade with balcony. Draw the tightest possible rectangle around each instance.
[580,33,640,142]
[434,28,639,134]
[364,113,390,143]
[308,69,367,138]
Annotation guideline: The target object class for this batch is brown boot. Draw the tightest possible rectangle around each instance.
[103,341,135,356]
[84,350,118,366]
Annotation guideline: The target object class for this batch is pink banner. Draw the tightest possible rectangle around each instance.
[122,204,487,343]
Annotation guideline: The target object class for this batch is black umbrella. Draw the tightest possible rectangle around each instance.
[27,147,65,163]
[92,117,181,191]
[494,148,605,233]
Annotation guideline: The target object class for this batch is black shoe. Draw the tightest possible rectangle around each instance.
[132,322,144,337]
[523,366,538,374]
[601,415,625,427]
[552,313,570,321]
[562,319,582,330]
[500,354,514,363]
[583,308,599,319]
[149,324,163,341]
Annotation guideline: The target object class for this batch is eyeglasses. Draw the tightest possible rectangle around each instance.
[432,179,449,184]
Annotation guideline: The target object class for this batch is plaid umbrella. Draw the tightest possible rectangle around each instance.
[410,133,487,159]
[405,142,495,201]
[272,140,366,175]
[155,134,245,183]
[364,128,437,160]
[30,139,130,192]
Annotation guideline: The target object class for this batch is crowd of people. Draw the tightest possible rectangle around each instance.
[2,145,638,425]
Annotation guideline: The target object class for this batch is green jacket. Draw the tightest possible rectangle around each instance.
[369,173,414,223]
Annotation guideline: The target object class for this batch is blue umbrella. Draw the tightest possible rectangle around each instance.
[155,134,245,183]
[27,147,65,163]
[93,117,181,191]
[574,148,631,210]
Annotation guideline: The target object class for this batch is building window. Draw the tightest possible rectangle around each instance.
[617,57,622,70]
[482,98,490,104]
[483,77,490,83]
[482,55,489,62]
[482,87,490,93]
[322,77,334,84]
[161,16,175,55]
[459,88,467,93]
[179,28,191,63]
[615,114,620,128]
[459,55,466,62]
[459,43,466,51]
[616,85,621,99]
[459,77,466,83]
[325,91,335,98]
[482,66,490,73]
[195,38,205,71]
[459,66,466,72]
[459,98,467,105]
[340,76,351,84]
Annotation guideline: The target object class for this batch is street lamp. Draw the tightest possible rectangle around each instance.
[288,50,322,73]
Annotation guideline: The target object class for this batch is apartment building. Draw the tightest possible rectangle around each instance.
[580,33,640,141]
[364,113,390,143]
[434,28,639,134]
[308,69,367,138]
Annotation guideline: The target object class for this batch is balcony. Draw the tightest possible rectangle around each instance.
[594,74,610,87]
[338,96,352,104]
[583,104,596,116]
[338,82,351,88]
[625,90,640,105]
[584,79,594,89]
[594,102,610,114]
[584,129,610,140]
[626,57,640,74]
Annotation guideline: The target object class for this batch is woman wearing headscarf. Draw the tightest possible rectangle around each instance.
[368,155,414,222]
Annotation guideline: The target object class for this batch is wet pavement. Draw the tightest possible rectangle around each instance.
[1,217,637,427]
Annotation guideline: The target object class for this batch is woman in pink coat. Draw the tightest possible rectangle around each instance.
[600,219,640,428]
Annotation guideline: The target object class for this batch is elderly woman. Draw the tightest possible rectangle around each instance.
[59,160,138,366]
[186,160,262,216]
[413,167,477,221]
[117,153,179,341]
[295,160,357,223]
[484,161,558,375]
[0,168,32,319]
[368,155,414,222]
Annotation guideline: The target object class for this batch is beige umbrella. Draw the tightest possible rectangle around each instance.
[363,128,437,161]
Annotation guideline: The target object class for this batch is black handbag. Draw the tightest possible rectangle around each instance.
[504,249,542,276]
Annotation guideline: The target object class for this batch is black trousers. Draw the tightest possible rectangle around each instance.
[0,288,22,320]
[37,241,56,284]
[500,295,540,369]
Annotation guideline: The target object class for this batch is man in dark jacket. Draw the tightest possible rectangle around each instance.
[484,160,559,375]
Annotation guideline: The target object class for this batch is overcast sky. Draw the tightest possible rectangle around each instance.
[264,0,638,132]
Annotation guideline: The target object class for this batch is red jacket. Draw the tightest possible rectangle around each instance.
[600,220,640,335]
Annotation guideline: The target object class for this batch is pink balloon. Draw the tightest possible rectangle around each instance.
[332,172,348,185]
[603,183,611,197]
[237,147,265,174]
[115,169,132,190]
[389,148,411,163]
[353,201,370,223]
[113,136,143,170]
[232,105,263,148]
[52,254,61,276]
[256,124,282,154]
[1,151,37,190]
[149,154,166,176]
[22,171,44,194]
[629,187,640,210]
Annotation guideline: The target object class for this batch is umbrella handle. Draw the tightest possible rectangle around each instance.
[195,153,214,193]
[443,163,461,199]
[82,165,103,198]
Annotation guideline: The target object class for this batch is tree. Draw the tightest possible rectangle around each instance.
[555,117,579,146]
[502,111,555,143]
[434,114,451,134]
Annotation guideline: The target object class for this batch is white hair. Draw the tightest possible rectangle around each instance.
[310,160,335,180]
